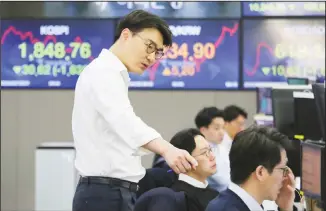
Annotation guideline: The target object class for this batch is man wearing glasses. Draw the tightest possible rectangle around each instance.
[160,128,219,211]
[206,125,297,211]
[72,10,197,211]
[194,107,230,192]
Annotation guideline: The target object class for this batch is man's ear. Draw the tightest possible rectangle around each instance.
[120,28,131,41]
[254,165,268,182]
[199,127,206,134]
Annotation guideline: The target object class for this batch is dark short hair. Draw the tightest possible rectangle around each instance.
[114,10,172,47]
[170,128,204,155]
[223,105,248,122]
[230,125,293,184]
[195,107,224,129]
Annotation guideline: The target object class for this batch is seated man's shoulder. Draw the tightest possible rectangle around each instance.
[206,201,242,211]
[205,191,246,211]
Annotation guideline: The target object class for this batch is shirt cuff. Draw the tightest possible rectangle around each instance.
[131,128,161,152]
[132,147,153,156]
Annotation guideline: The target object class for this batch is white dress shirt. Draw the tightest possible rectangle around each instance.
[207,143,231,192]
[228,182,264,211]
[221,132,233,153]
[72,49,161,183]
[178,174,208,189]
[229,183,279,211]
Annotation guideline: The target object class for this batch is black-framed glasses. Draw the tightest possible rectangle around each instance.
[275,166,289,177]
[193,147,216,158]
[135,34,164,60]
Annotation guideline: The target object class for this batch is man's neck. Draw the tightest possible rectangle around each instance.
[240,181,265,205]
[109,43,127,70]
[225,129,234,140]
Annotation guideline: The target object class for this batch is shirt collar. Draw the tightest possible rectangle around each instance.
[222,132,233,149]
[98,49,130,84]
[228,182,264,211]
[178,173,208,189]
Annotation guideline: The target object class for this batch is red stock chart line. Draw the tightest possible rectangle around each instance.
[245,42,274,76]
[1,26,94,60]
[148,22,240,81]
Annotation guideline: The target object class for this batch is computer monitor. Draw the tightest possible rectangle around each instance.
[301,141,325,202]
[272,85,312,177]
[293,91,322,141]
[312,83,325,141]
[287,77,309,85]
[271,85,312,138]
[256,88,273,115]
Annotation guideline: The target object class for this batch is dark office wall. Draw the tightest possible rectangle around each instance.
[0,3,257,211]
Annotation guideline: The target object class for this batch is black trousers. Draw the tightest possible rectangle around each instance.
[72,180,136,211]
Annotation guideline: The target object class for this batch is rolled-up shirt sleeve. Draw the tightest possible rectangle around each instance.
[87,64,161,150]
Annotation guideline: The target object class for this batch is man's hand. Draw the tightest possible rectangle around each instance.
[162,145,198,174]
[276,167,296,211]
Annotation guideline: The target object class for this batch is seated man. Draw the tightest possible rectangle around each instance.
[153,107,230,192]
[221,105,248,152]
[206,125,297,211]
[169,128,219,211]
[138,128,219,211]
[194,107,229,192]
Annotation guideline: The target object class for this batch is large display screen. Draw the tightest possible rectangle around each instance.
[243,19,325,88]
[45,2,241,18]
[242,2,325,16]
[1,19,114,88]
[129,20,240,90]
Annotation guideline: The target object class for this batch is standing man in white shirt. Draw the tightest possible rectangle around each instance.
[72,10,198,211]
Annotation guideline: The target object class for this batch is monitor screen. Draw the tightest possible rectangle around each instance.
[301,142,323,199]
[294,94,322,141]
[287,77,309,85]
[129,19,240,90]
[271,86,312,137]
[272,89,296,137]
[1,19,115,89]
[242,19,325,88]
[312,83,326,140]
[257,88,273,115]
[242,2,325,17]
